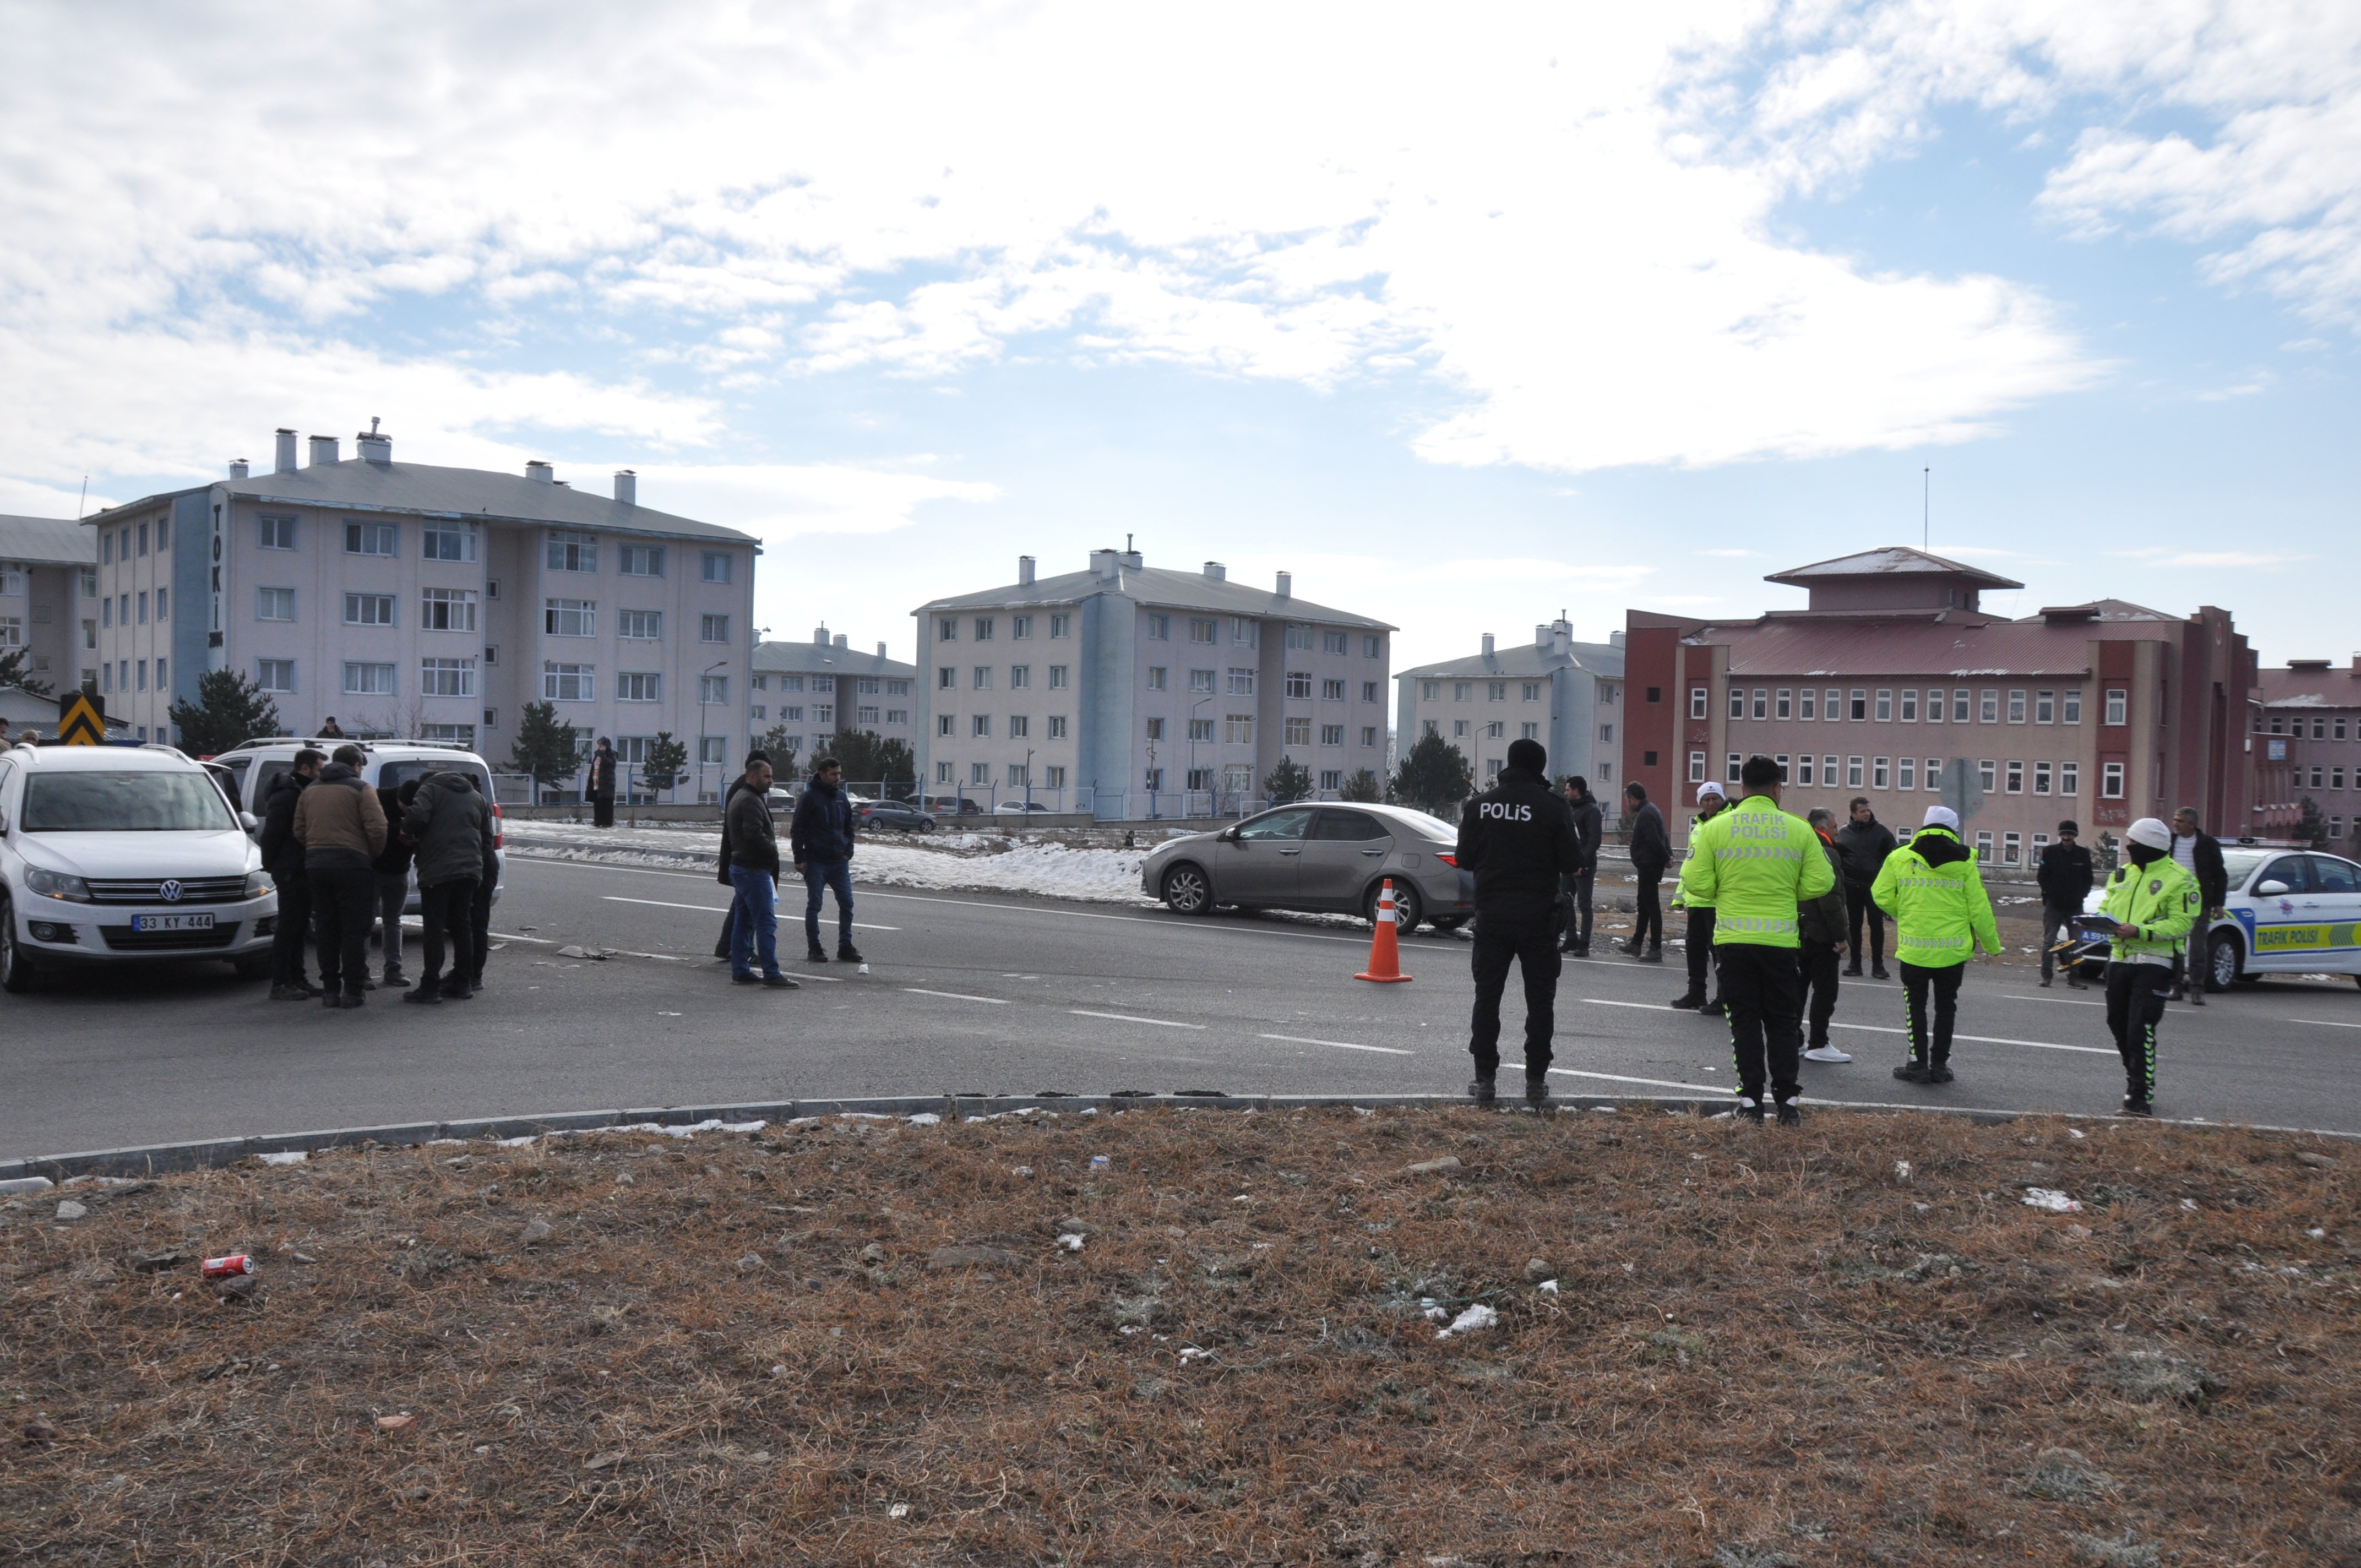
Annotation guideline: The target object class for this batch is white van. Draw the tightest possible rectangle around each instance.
[0,742,277,992]
[211,739,507,915]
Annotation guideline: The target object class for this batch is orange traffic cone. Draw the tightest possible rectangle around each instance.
[1356,879,1414,983]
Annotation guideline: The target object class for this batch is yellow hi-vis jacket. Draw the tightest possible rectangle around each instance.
[1678,793,1834,949]
[2096,854,2199,965]
[1868,826,2002,968]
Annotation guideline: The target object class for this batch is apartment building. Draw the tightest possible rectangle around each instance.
[913,548,1394,819]
[81,428,758,780]
[1622,547,2258,871]
[0,514,95,730]
[751,626,918,761]
[1396,620,1625,799]
[2255,658,2361,849]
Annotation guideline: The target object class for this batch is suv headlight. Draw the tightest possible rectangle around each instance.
[243,870,273,900]
[23,867,93,902]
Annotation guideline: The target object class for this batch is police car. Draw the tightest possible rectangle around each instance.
[2081,846,2361,992]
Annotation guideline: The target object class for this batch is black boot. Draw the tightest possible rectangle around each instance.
[1892,1061,1930,1085]
[837,943,865,964]
[1774,1101,1802,1127]
[1735,1098,1765,1125]
[1467,1075,1497,1103]
[1668,990,1705,1010]
[1524,1075,1551,1106]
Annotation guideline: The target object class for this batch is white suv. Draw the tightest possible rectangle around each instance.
[0,743,276,992]
[210,739,507,914]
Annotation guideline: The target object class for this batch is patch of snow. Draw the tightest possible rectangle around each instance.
[257,1151,308,1166]
[1435,1303,1499,1340]
[2023,1188,2083,1213]
[1057,1233,1085,1252]
[906,1113,942,1126]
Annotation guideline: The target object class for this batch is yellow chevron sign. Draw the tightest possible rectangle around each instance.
[57,692,107,746]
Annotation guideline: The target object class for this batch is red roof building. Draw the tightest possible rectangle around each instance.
[1621,548,2260,868]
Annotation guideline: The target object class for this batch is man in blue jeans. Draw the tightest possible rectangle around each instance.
[791,755,862,963]
[723,754,799,989]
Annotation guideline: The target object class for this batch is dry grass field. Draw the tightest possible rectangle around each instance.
[4,1103,2356,1566]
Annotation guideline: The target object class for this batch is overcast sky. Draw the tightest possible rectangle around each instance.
[3,1,2355,672]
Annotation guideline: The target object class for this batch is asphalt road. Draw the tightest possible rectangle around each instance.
[6,852,2359,1160]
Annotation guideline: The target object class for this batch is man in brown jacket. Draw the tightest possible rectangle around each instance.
[292,743,389,1007]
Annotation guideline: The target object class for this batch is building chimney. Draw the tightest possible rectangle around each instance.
[1018,554,1035,586]
[1121,548,1144,570]
[273,428,297,475]
[1536,624,1549,648]
[525,460,554,483]
[1203,560,1225,581]
[1552,622,1571,657]
[877,641,887,659]
[228,459,249,480]
[307,434,339,467]
[814,623,829,646]
[613,470,636,505]
[1276,571,1292,599]
[1608,629,1625,649]
[1482,633,1495,658]
[1090,548,1120,580]
[834,633,847,649]
[356,428,391,464]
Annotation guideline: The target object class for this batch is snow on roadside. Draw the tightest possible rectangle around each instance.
[504,822,1151,905]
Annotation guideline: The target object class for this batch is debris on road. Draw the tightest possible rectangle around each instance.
[2022,1187,2083,1213]
[1403,1156,1462,1176]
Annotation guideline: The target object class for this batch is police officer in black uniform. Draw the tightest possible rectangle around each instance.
[1456,737,1585,1105]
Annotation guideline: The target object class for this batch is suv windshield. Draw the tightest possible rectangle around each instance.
[377,758,491,795]
[23,771,238,832]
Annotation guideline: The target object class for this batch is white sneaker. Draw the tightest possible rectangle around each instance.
[1802,1045,1853,1063]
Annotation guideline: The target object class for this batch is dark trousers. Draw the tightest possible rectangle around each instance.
[804,859,855,950]
[1845,885,1886,970]
[2106,961,2169,1101]
[1682,906,1718,999]
[592,793,616,828]
[1801,938,1841,1046]
[467,875,494,984]
[1560,868,1595,949]
[270,869,313,987]
[1632,874,1664,950]
[418,879,478,992]
[2039,903,2080,981]
[1720,943,1803,1104]
[1468,914,1561,1077]
[306,863,376,998]
[373,872,408,968]
[1899,960,1965,1066]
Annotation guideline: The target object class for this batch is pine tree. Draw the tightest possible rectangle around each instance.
[829,729,916,793]
[166,668,280,755]
[1339,767,1382,803]
[758,723,801,781]
[1263,755,1313,805]
[0,644,52,701]
[641,732,689,795]
[1391,733,1472,815]
[506,701,581,795]
[2297,794,2330,851]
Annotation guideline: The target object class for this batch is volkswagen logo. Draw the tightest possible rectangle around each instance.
[159,880,183,903]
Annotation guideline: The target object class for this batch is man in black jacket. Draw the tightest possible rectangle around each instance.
[588,737,618,830]
[1457,738,1585,1104]
[256,749,324,1000]
[790,756,861,963]
[1558,775,1603,955]
[2036,819,2096,989]
[1622,781,1669,961]
[2169,807,2228,1005]
[1835,797,1897,978]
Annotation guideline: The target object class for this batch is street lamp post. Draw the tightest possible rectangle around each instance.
[698,657,726,803]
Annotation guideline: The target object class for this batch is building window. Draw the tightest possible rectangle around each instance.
[2062,689,2083,724]
[973,617,994,641]
[1976,758,1997,793]
[701,552,732,584]
[699,674,729,704]
[342,661,396,696]
[935,760,954,784]
[1974,830,1994,858]
[2005,760,2025,794]
[2104,689,2127,726]
[1942,689,1962,723]
[617,609,662,640]
[1718,752,1738,782]
[1923,757,1943,791]
[1916,689,1939,725]
[700,614,730,644]
[1145,716,1166,741]
[1146,666,1167,692]
[257,587,296,622]
[1285,716,1312,747]
[1728,687,1745,721]
[813,704,833,725]
[1453,720,1468,738]
[1142,766,1163,792]
[412,524,477,564]
[2008,690,2027,724]
[1686,751,1706,783]
[1045,715,1068,740]
[2033,761,2053,796]
[1846,756,1864,787]
[616,673,661,701]
[1287,671,1313,698]
[1979,689,1999,724]
[1188,717,1216,743]
[345,521,397,558]
[2000,830,2021,866]
[1323,723,1346,745]
[1013,614,1035,640]
[2056,760,2078,796]
[1897,756,1916,791]
[2033,690,2055,724]
[699,736,727,765]
[258,515,296,551]
[1285,623,1313,650]
[536,530,592,572]
[938,617,958,642]
[1227,667,1255,695]
[1230,618,1258,647]
[1485,721,1505,740]
[1898,690,1917,723]
[936,713,954,737]
[420,657,477,698]
[344,592,396,627]
[1049,665,1069,690]
[1792,689,1812,721]
[618,544,664,576]
[1487,681,1506,703]
[545,598,596,636]
[1323,678,1345,700]
[1049,614,1071,639]
[1874,690,1892,722]
[422,587,479,631]
[156,589,168,621]
[541,662,595,701]
[1359,635,1379,658]
[972,714,991,738]
[972,667,992,690]
[969,762,991,786]
[1008,715,1029,738]
[1848,689,1867,721]
[1520,722,1538,741]
[1323,630,1350,655]
[1419,679,1441,700]
[257,660,295,693]
[1690,687,1709,720]
[1225,714,1255,744]
[938,667,956,689]
[1870,756,1890,790]
[1454,682,1472,702]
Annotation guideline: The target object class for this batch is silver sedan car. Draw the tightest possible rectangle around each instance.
[1140,802,1473,932]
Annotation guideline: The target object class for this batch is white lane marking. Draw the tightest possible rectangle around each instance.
[1260,1033,1414,1057]
[1547,1068,1731,1095]
[1999,993,2107,1008]
[601,895,898,930]
[1827,1022,2114,1055]
[1586,998,1667,1011]
[2293,1017,2361,1030]
[1069,1009,1206,1030]
[904,988,1010,1005]
[491,930,554,944]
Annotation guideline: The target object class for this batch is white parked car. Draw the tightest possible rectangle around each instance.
[992,799,1058,815]
[209,739,505,914]
[0,743,276,992]
[2079,846,2361,992]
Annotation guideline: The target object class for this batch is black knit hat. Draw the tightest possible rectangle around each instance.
[1506,737,1546,774]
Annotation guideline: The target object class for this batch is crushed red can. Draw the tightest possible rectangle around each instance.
[202,1254,255,1280]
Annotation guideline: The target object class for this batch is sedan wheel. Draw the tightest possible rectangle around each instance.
[0,899,35,995]
[1368,880,1422,935]
[2207,929,2242,993]
[1161,864,1212,916]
